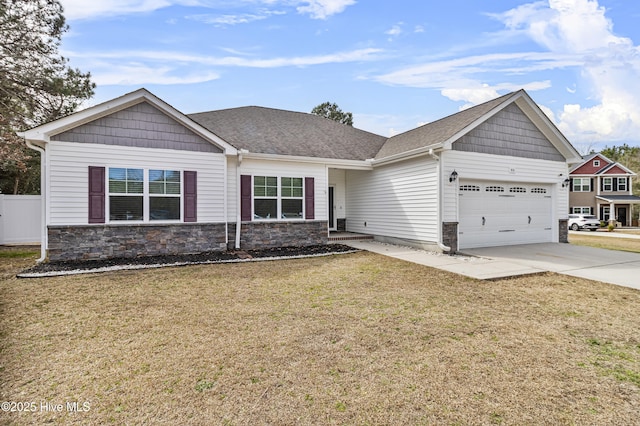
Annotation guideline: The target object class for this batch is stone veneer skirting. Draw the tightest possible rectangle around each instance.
[559,219,568,243]
[47,223,228,262]
[442,222,458,253]
[227,221,327,250]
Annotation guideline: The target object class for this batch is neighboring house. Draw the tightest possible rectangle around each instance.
[569,153,640,226]
[20,88,582,262]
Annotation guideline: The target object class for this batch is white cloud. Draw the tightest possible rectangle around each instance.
[296,0,356,19]
[73,47,382,69]
[73,48,382,86]
[92,62,220,85]
[373,51,555,97]
[370,0,640,146]
[60,0,175,20]
[493,0,640,145]
[385,23,403,39]
[186,10,285,26]
[60,0,354,20]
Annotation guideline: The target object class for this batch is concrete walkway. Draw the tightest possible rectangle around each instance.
[344,240,544,281]
[344,240,640,290]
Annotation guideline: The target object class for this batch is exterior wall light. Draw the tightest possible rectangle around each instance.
[562,178,571,188]
[449,170,458,183]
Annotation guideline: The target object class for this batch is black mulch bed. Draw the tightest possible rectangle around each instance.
[18,244,359,277]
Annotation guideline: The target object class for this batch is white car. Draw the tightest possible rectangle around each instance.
[568,214,600,231]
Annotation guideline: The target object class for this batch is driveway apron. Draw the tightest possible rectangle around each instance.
[462,243,640,290]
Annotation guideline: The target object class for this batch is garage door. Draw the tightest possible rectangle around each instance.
[458,181,553,249]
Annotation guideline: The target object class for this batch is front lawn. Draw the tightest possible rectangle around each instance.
[1,250,639,424]
[570,232,640,253]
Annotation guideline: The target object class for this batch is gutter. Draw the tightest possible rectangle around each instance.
[235,149,248,249]
[428,149,451,253]
[22,138,47,263]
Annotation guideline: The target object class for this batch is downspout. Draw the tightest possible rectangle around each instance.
[25,140,47,263]
[235,150,247,249]
[428,149,451,252]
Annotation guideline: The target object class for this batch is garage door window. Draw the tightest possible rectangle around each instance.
[509,187,526,193]
[531,188,547,194]
[486,186,505,192]
[460,185,480,192]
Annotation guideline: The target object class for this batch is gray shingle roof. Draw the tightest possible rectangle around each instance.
[188,106,387,161]
[375,91,519,159]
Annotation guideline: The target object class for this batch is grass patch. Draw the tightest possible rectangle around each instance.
[0,249,38,259]
[569,233,640,253]
[1,252,639,424]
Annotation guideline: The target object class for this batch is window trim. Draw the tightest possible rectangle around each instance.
[107,167,184,223]
[571,206,591,214]
[602,177,613,192]
[252,175,305,221]
[593,160,600,167]
[618,177,628,192]
[572,177,591,192]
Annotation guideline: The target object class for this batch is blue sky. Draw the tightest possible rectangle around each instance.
[59,0,640,154]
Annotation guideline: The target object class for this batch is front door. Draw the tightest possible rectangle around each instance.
[617,207,627,226]
[328,186,336,231]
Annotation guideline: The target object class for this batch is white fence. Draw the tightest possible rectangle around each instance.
[0,194,41,244]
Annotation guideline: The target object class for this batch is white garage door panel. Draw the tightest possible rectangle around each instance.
[459,181,553,249]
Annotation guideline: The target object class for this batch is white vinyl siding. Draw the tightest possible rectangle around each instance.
[47,141,226,225]
[234,158,327,221]
[346,156,438,242]
[441,150,568,224]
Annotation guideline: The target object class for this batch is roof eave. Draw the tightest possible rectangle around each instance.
[373,143,444,166]
[20,88,238,155]
[240,151,374,169]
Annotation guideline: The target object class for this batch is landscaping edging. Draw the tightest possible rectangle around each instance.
[17,244,359,278]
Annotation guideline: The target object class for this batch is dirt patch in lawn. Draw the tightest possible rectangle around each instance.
[1,251,639,425]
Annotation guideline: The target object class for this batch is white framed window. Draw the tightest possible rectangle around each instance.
[603,177,613,192]
[149,170,181,220]
[571,207,591,214]
[593,160,600,167]
[109,168,144,221]
[108,168,182,222]
[253,176,304,220]
[602,206,611,221]
[572,178,591,192]
[618,177,628,192]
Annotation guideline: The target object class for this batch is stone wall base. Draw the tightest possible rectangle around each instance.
[227,221,327,250]
[48,223,227,262]
[559,219,568,243]
[442,222,458,253]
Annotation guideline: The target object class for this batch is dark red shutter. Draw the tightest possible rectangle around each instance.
[305,177,314,220]
[184,171,197,222]
[240,175,252,221]
[88,166,105,224]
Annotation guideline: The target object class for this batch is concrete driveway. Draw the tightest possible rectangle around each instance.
[462,243,640,290]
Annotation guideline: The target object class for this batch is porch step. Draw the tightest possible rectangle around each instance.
[328,232,374,242]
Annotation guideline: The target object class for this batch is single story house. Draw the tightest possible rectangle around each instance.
[569,153,640,226]
[20,88,582,262]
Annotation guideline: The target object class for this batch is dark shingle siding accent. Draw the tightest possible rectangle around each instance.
[453,104,565,162]
[375,92,517,159]
[51,102,223,153]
